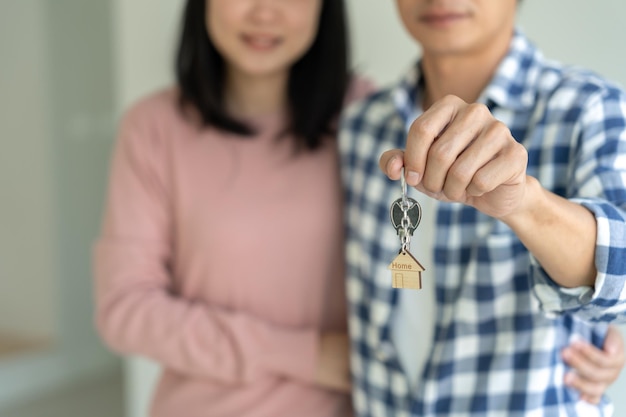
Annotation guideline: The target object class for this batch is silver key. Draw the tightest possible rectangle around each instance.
[387,168,425,290]
[390,196,421,238]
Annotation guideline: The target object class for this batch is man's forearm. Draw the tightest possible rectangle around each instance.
[502,175,598,288]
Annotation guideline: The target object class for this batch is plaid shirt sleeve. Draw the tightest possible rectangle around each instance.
[530,84,626,323]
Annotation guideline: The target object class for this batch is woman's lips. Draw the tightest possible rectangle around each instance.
[242,34,282,51]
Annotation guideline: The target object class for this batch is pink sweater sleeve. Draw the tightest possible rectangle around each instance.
[93,104,319,386]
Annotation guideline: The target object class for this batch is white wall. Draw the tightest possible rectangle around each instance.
[346,0,416,87]
[42,0,121,385]
[0,0,121,411]
[111,1,626,416]
[0,0,58,341]
[518,1,626,89]
[112,0,181,111]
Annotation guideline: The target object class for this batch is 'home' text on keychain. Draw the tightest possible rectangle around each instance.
[387,167,425,289]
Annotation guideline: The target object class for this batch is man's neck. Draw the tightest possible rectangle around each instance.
[419,35,511,110]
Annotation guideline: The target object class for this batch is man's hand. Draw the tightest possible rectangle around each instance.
[314,332,352,392]
[379,95,528,219]
[562,325,626,404]
[379,94,597,287]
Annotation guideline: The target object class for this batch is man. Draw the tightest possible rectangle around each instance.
[339,0,626,415]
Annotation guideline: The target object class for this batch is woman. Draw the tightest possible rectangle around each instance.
[94,0,371,416]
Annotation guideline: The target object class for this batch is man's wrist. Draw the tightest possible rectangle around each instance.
[500,175,542,229]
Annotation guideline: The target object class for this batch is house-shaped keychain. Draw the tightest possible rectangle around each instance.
[388,250,425,289]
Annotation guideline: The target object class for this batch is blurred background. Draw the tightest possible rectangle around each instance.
[0,1,625,416]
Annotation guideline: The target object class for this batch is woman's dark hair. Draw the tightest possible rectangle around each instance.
[176,0,350,150]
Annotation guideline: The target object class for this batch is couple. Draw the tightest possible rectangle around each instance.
[94,0,626,416]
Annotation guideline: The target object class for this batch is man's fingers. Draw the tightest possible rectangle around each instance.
[439,121,522,201]
[403,96,522,204]
[404,95,466,187]
[379,150,405,180]
[419,102,489,193]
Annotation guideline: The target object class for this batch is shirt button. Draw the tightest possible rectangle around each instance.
[376,341,395,362]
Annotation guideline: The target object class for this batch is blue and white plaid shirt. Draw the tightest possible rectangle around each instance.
[339,30,626,417]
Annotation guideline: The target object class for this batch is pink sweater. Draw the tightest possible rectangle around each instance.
[94,80,374,417]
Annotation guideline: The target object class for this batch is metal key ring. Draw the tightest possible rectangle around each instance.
[401,167,407,199]
[401,166,409,211]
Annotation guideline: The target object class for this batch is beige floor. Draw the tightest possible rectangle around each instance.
[2,371,125,417]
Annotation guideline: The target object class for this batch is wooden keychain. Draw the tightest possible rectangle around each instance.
[388,167,425,289]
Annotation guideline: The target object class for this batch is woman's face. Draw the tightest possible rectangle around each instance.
[207,0,323,80]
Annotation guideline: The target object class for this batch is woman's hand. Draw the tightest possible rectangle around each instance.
[562,325,625,404]
[314,332,352,392]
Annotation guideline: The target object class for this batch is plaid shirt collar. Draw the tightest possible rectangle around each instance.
[392,29,542,127]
